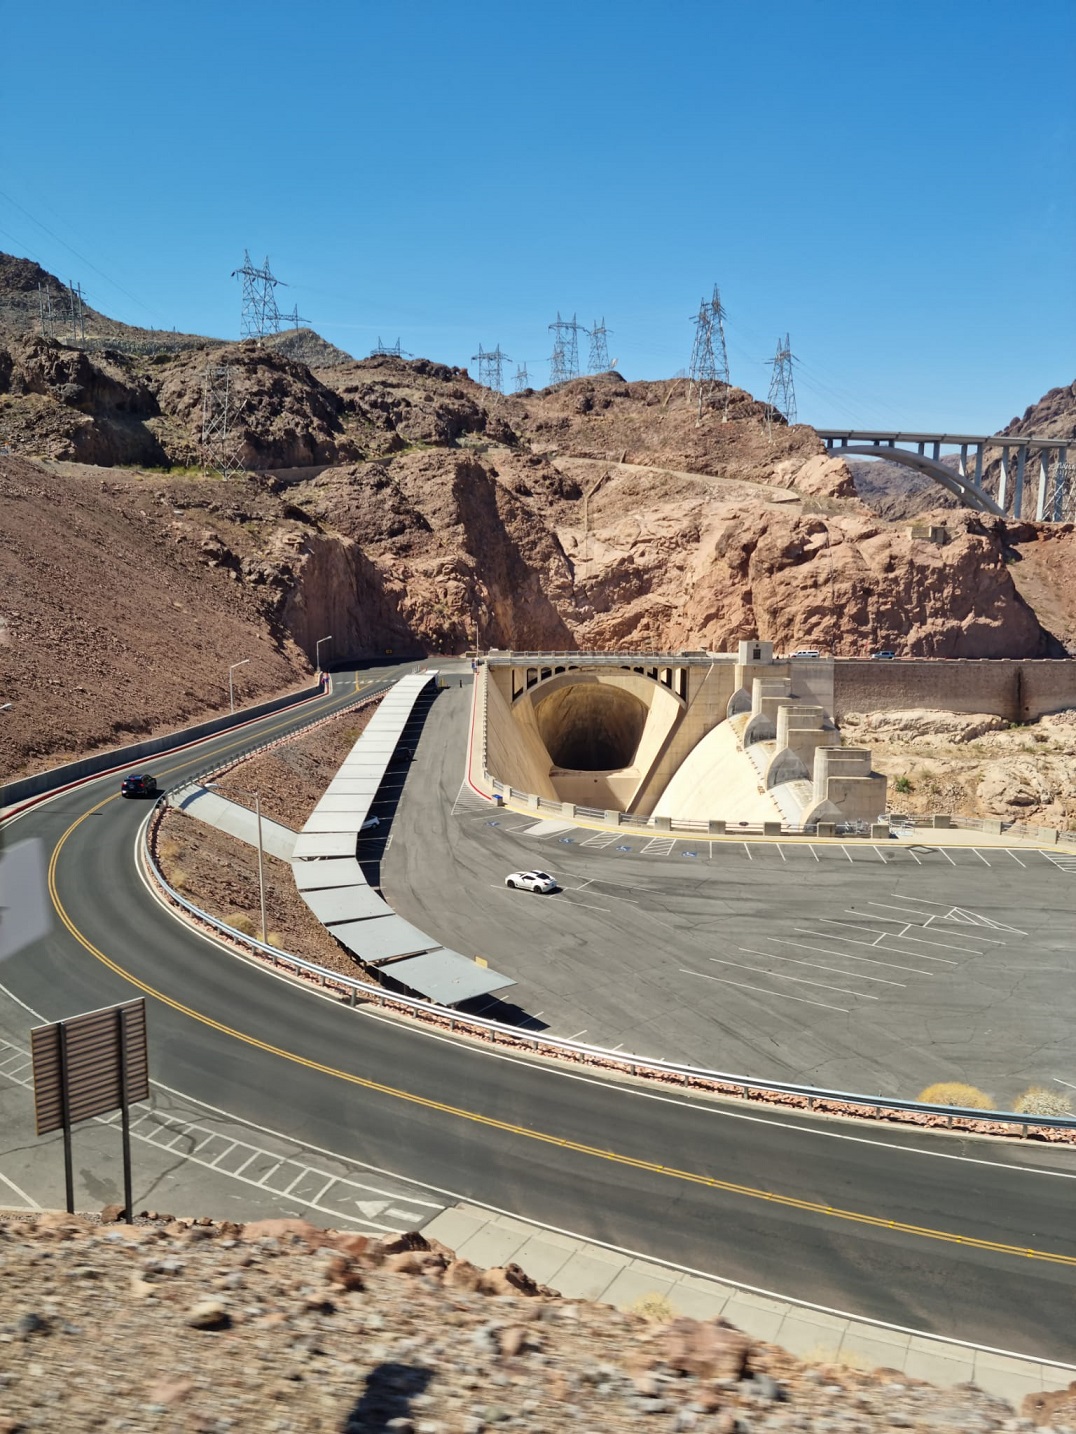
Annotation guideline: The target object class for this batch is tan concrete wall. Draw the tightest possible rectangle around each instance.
[833,659,1076,722]
[484,672,559,800]
[631,662,739,816]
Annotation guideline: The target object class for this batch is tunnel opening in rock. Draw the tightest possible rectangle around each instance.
[535,683,648,771]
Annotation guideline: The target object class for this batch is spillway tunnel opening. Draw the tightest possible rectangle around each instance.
[535,683,648,771]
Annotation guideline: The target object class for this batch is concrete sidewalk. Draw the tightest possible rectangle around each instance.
[423,1203,1076,1407]
[170,785,298,861]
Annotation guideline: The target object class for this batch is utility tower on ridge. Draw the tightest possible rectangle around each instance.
[231,251,284,339]
[277,303,309,331]
[201,364,244,478]
[513,363,530,393]
[587,318,611,374]
[37,283,55,340]
[369,337,410,358]
[548,312,581,384]
[688,285,731,420]
[67,281,86,343]
[766,333,797,435]
[472,344,511,393]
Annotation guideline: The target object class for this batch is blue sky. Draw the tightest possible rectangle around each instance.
[1,0,1073,431]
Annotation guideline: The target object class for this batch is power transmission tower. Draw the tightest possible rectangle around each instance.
[688,286,731,420]
[38,283,55,340]
[277,303,309,330]
[67,281,86,343]
[587,318,611,373]
[766,333,797,436]
[548,312,581,384]
[369,337,411,357]
[472,344,511,393]
[513,363,530,393]
[201,364,244,477]
[231,251,283,339]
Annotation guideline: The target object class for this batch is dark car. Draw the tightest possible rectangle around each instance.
[120,773,158,798]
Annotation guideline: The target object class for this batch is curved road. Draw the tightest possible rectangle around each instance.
[2,669,1074,1363]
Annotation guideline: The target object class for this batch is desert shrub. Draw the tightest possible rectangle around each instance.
[227,912,257,938]
[917,1082,995,1110]
[157,836,182,863]
[267,930,284,949]
[894,775,912,794]
[629,1293,674,1322]
[1011,1086,1073,1118]
[169,866,190,891]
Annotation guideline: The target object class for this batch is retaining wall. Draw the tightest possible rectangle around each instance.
[833,659,1076,723]
[2,682,322,810]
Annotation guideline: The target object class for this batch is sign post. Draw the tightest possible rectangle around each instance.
[30,1000,149,1222]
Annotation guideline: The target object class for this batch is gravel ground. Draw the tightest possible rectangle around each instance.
[154,698,381,973]
[2,1213,1065,1434]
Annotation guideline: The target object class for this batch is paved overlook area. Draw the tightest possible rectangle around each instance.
[382,687,1076,1109]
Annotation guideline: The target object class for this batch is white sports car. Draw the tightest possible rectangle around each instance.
[505,870,557,894]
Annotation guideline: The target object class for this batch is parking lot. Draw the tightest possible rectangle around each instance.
[383,689,1076,1108]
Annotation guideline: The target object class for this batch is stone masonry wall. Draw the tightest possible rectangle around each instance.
[833,659,1076,723]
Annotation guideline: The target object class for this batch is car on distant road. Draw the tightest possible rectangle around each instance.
[120,773,158,798]
[870,650,896,660]
[788,649,821,658]
[505,870,557,894]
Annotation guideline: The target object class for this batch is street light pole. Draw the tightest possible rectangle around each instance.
[254,793,267,945]
[315,634,333,676]
[228,658,250,715]
[206,781,266,946]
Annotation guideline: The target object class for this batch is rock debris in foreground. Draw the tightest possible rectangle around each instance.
[0,1212,1060,1432]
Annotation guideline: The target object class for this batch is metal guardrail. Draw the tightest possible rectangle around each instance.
[147,688,1076,1142]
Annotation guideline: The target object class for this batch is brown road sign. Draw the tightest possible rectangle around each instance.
[31,999,148,1136]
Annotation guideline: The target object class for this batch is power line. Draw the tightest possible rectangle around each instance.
[513,363,531,393]
[0,186,162,320]
[277,303,309,331]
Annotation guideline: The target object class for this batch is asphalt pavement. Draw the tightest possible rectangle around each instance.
[382,688,1076,1109]
[1,665,1075,1363]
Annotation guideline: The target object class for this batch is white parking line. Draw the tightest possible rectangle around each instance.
[971,849,992,866]
[1005,850,1026,867]
[681,968,849,1013]
[821,917,980,955]
[775,845,786,862]
[866,901,1013,939]
[208,1141,239,1168]
[708,956,879,1000]
[770,937,934,976]
[872,846,889,864]
[736,945,905,987]
[797,928,959,964]
[807,845,820,862]
[742,843,753,861]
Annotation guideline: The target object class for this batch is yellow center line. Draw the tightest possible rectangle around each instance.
[39,739,1076,1271]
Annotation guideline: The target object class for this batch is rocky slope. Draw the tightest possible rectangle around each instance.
[0,454,311,781]
[0,1211,1066,1433]
[4,250,1076,774]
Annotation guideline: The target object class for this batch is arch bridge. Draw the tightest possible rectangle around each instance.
[817,430,1071,520]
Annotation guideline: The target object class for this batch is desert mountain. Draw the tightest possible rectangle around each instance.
[2,252,1074,776]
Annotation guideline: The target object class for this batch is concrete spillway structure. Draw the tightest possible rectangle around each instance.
[482,642,887,827]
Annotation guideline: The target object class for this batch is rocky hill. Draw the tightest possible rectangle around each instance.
[3,251,1076,776]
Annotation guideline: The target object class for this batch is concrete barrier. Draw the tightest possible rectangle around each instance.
[2,682,322,811]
